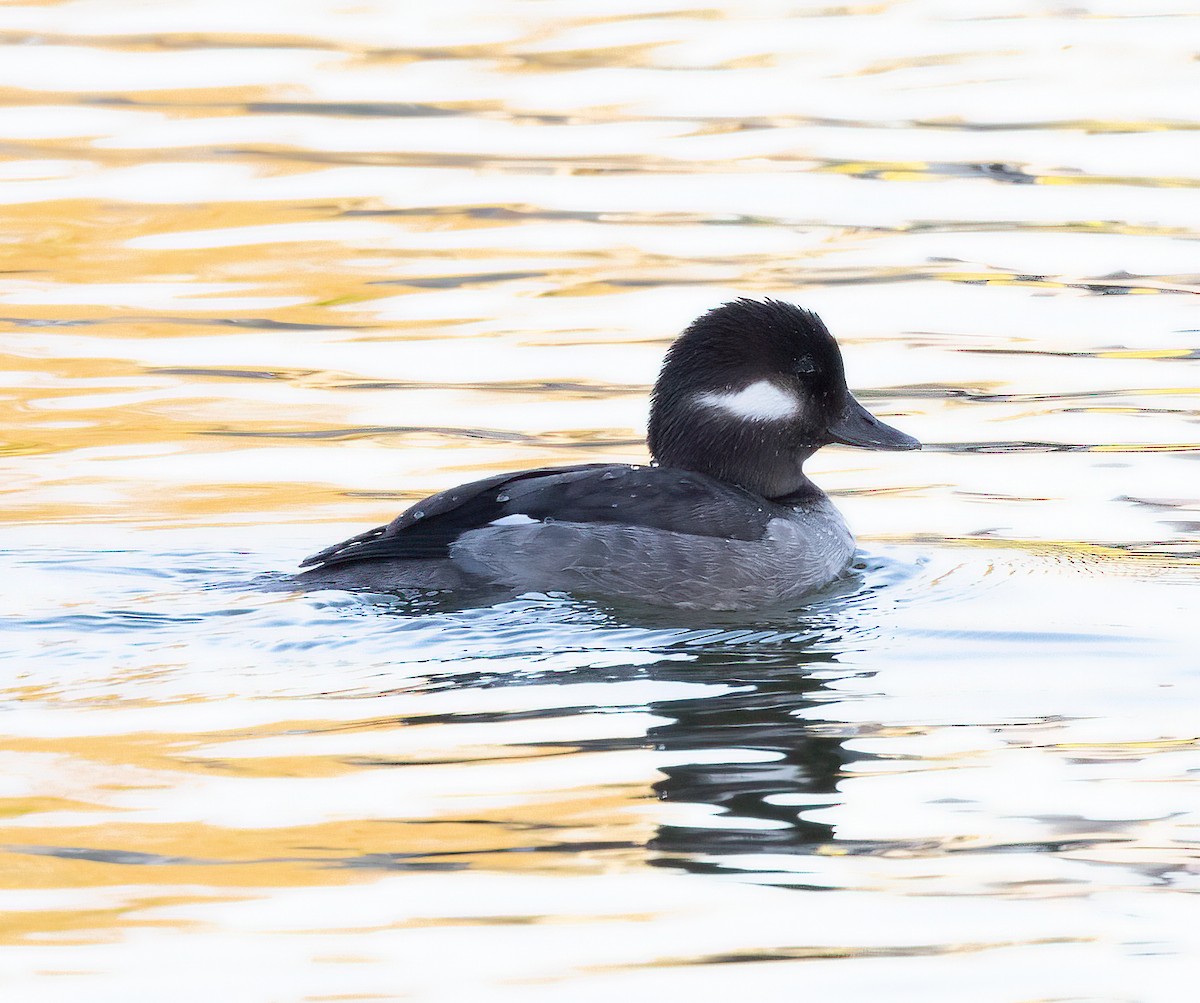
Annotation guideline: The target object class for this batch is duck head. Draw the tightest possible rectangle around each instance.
[647,298,919,499]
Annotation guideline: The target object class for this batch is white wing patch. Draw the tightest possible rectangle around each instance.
[489,513,538,526]
[697,380,800,421]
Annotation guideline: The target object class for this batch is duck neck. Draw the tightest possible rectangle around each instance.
[767,469,825,505]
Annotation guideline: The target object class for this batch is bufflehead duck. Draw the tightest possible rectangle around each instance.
[298,298,918,610]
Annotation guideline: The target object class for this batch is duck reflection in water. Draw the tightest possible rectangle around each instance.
[582,566,897,870]
[645,644,849,869]
[397,569,896,878]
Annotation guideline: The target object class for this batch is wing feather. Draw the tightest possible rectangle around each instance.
[300,463,777,571]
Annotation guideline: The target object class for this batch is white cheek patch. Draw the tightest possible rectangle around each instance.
[696,380,800,421]
[489,514,538,526]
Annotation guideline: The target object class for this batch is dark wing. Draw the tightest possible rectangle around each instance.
[301,463,779,571]
[300,464,607,568]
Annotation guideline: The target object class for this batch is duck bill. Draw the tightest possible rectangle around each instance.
[828,396,920,451]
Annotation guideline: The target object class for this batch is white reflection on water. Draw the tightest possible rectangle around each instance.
[1,0,1199,999]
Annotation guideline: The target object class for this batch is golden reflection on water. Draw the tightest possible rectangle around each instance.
[3,0,1200,999]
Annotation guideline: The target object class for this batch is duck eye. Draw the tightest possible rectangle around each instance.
[793,355,816,375]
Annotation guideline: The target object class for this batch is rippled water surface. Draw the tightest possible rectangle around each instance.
[2,1,1199,999]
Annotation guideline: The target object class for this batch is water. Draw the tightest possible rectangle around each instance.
[2,1,1198,999]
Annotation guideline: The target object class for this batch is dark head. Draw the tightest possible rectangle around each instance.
[647,298,919,498]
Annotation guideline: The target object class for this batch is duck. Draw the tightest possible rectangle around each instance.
[296,298,918,610]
